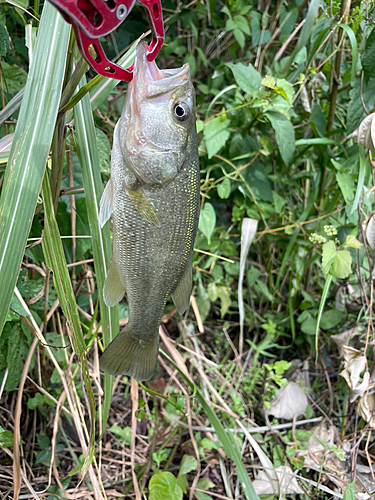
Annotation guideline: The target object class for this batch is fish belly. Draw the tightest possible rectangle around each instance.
[113,154,200,340]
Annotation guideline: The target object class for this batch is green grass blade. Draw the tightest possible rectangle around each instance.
[283,0,320,75]
[351,145,365,214]
[0,2,70,336]
[41,172,96,474]
[314,273,333,354]
[73,73,119,428]
[0,87,25,127]
[337,24,358,83]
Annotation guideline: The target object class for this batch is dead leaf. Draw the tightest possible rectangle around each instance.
[340,346,369,402]
[252,465,303,495]
[331,327,363,356]
[266,382,308,420]
[348,113,375,149]
[357,393,375,428]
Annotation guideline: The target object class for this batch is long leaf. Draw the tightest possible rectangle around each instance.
[41,173,96,474]
[0,3,70,335]
[73,73,119,429]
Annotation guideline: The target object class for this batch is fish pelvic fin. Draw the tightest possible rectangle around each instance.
[171,256,193,315]
[103,258,125,307]
[100,326,159,381]
[99,179,113,228]
[125,186,160,227]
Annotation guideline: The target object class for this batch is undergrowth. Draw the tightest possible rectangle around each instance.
[1,0,375,499]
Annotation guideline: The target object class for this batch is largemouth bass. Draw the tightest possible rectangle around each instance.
[98,41,200,381]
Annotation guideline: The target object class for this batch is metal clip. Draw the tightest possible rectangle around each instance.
[48,0,164,81]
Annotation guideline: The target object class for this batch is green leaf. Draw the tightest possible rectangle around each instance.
[217,178,231,199]
[201,438,220,450]
[242,162,273,202]
[279,7,298,35]
[275,79,295,104]
[219,286,231,318]
[345,234,362,248]
[203,116,230,159]
[178,455,198,476]
[37,434,50,449]
[149,472,183,500]
[255,280,273,302]
[272,192,286,213]
[322,241,337,275]
[234,15,250,35]
[0,3,70,337]
[336,172,354,203]
[320,309,345,330]
[247,266,260,286]
[226,62,262,95]
[176,475,187,494]
[347,77,375,133]
[207,282,219,301]
[196,478,215,490]
[301,316,317,335]
[0,427,14,448]
[198,203,216,244]
[343,481,355,500]
[0,21,10,57]
[295,138,342,147]
[196,493,212,500]
[265,110,295,164]
[309,103,326,137]
[362,28,375,82]
[27,393,45,410]
[233,29,245,49]
[262,75,276,89]
[95,128,111,174]
[351,146,365,214]
[108,425,132,445]
[1,62,27,94]
[331,250,352,279]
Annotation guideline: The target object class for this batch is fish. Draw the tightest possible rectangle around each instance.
[98,41,200,382]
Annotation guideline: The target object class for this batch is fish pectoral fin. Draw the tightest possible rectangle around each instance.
[99,179,113,228]
[171,257,193,315]
[126,187,160,227]
[100,326,159,381]
[103,258,125,307]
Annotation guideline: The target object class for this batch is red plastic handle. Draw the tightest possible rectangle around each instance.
[48,0,164,81]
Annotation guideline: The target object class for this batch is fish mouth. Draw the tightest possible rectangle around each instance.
[133,41,191,97]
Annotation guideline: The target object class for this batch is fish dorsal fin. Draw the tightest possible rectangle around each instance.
[171,256,193,315]
[103,258,126,307]
[126,186,160,227]
[99,179,113,228]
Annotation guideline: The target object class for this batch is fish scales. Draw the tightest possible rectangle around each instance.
[99,41,200,381]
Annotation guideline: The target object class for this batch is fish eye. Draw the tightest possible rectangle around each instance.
[173,102,190,121]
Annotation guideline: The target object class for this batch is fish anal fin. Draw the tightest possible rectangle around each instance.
[100,326,159,381]
[126,186,160,227]
[103,258,125,307]
[171,258,193,315]
[99,179,113,228]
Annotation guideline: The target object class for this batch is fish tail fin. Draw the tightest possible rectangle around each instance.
[100,326,159,382]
